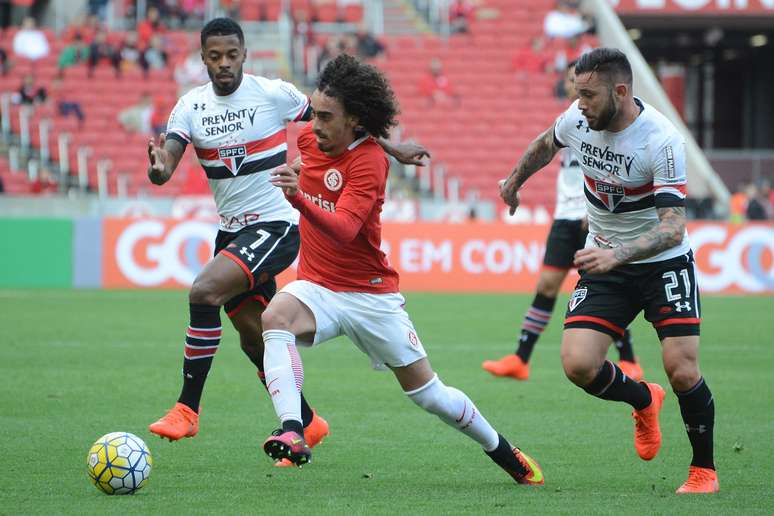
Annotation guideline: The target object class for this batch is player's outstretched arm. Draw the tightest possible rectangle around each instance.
[500,125,560,215]
[376,138,431,166]
[147,133,185,186]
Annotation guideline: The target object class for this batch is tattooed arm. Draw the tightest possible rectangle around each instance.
[573,207,686,273]
[500,125,560,215]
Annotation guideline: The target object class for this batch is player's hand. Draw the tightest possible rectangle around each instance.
[499,178,520,216]
[573,247,620,274]
[289,155,303,174]
[390,140,431,166]
[147,133,169,185]
[270,165,299,196]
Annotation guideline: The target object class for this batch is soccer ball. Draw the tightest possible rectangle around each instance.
[86,432,152,495]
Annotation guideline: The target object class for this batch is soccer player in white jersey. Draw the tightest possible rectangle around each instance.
[483,60,644,382]
[259,54,544,485]
[145,19,429,457]
[500,48,718,494]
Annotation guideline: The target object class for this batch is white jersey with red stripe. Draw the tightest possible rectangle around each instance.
[554,148,586,220]
[166,73,309,232]
[553,97,691,263]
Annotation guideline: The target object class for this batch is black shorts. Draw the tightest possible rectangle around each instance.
[215,221,300,317]
[543,219,588,269]
[564,251,701,340]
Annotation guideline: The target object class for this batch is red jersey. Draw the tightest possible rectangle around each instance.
[286,123,399,293]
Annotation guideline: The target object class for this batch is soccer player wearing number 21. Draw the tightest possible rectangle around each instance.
[500,48,717,494]
[145,18,429,462]
[262,54,544,485]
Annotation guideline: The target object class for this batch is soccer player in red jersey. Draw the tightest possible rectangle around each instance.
[260,54,544,485]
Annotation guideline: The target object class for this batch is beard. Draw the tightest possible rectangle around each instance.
[589,91,618,131]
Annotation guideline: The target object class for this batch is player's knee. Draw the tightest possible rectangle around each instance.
[260,305,292,332]
[536,276,561,298]
[189,277,226,306]
[561,353,596,387]
[405,375,443,413]
[664,362,700,391]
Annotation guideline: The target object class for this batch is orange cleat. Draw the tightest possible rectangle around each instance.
[618,359,644,382]
[482,355,530,381]
[275,410,329,467]
[149,402,199,441]
[499,448,544,486]
[676,466,719,494]
[632,383,665,461]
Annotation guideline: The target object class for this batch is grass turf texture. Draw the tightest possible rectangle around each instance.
[1,290,771,515]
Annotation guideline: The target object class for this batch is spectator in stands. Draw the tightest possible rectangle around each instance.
[57,33,90,75]
[745,182,770,220]
[117,30,143,73]
[49,78,85,127]
[511,36,550,78]
[0,46,8,75]
[552,34,592,73]
[30,167,59,195]
[354,23,385,59]
[88,29,119,76]
[137,6,165,48]
[141,34,168,73]
[12,16,50,61]
[317,35,347,74]
[174,46,208,94]
[150,95,166,135]
[62,13,100,43]
[729,183,748,224]
[118,92,153,134]
[419,58,459,107]
[14,74,46,105]
[544,0,588,40]
[449,0,475,34]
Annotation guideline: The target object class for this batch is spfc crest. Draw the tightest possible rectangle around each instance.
[569,287,588,312]
[218,145,247,175]
[595,180,625,211]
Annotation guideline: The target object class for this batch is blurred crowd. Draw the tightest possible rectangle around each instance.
[730,181,773,222]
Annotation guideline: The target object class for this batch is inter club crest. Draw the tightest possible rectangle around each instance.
[324,168,343,191]
[569,287,588,312]
[595,180,625,211]
[218,145,247,175]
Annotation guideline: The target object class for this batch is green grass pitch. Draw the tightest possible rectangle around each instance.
[1,290,771,515]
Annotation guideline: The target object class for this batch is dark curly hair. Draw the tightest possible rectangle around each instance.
[201,17,244,47]
[316,54,398,140]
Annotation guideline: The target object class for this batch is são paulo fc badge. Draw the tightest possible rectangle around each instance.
[324,168,343,191]
[569,287,588,311]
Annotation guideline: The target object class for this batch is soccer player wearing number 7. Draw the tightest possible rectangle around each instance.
[261,54,544,485]
[145,19,428,458]
[500,48,717,494]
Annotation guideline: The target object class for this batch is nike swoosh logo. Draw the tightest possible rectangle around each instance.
[455,401,467,423]
[291,439,302,445]
[266,378,278,389]
[521,453,543,483]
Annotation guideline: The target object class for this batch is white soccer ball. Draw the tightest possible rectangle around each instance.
[86,432,152,495]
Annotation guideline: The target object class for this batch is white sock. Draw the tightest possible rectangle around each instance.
[262,329,304,425]
[405,374,499,451]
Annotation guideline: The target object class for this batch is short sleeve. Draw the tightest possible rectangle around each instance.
[268,79,310,123]
[166,96,193,147]
[553,102,576,148]
[652,132,687,208]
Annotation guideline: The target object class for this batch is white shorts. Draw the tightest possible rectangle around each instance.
[279,280,427,369]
